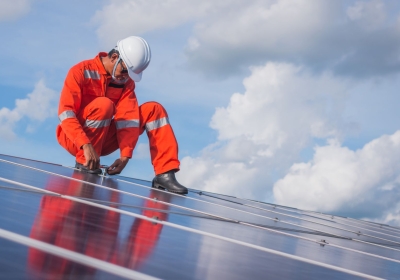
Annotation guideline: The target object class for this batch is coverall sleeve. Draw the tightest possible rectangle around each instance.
[58,66,90,149]
[115,80,140,158]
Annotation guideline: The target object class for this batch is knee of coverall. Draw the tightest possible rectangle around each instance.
[139,101,168,133]
[81,96,115,121]
[141,101,168,116]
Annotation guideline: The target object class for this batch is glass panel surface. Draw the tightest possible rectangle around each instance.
[1,154,400,279]
[0,238,124,280]
[1,187,372,280]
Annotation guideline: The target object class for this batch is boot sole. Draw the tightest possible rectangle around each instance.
[152,182,188,195]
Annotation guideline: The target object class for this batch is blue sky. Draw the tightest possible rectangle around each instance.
[1,0,400,225]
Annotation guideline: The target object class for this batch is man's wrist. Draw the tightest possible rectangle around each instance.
[120,156,129,162]
[81,143,91,150]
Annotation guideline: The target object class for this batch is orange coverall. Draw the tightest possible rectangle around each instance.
[56,52,180,174]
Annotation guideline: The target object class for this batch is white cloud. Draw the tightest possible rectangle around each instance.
[210,63,350,145]
[0,107,20,139]
[92,0,229,47]
[0,79,58,139]
[379,203,400,226]
[185,0,399,78]
[180,155,259,198]
[177,62,400,224]
[93,0,400,78]
[177,62,354,199]
[273,131,400,224]
[0,0,32,22]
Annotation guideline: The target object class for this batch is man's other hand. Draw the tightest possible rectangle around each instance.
[107,157,129,175]
[82,144,100,170]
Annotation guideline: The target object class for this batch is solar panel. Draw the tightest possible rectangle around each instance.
[0,153,399,279]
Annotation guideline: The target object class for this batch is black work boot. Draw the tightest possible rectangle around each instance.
[152,171,188,194]
[75,162,102,175]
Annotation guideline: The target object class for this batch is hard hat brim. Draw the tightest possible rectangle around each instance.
[127,68,142,82]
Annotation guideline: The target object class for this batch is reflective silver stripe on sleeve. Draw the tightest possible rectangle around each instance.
[84,119,111,129]
[146,117,170,132]
[58,110,76,122]
[84,70,101,80]
[115,119,140,129]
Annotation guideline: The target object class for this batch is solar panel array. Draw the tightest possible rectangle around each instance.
[0,153,399,279]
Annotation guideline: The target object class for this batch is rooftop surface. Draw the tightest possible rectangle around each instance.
[0,154,399,279]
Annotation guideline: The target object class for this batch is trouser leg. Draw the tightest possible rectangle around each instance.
[100,120,120,156]
[139,102,180,175]
[56,97,116,164]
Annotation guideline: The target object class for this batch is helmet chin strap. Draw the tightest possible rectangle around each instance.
[111,57,128,85]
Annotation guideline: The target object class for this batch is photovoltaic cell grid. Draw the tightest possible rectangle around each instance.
[0,154,399,279]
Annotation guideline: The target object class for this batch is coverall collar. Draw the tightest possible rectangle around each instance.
[95,52,109,76]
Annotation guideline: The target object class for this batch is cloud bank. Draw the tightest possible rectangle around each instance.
[177,62,354,200]
[93,0,400,78]
[177,61,400,224]
[92,0,230,47]
[274,131,400,223]
[0,79,58,139]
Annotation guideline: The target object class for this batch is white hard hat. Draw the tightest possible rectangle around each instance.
[117,36,151,82]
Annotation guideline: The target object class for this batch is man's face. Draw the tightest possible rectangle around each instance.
[114,59,129,81]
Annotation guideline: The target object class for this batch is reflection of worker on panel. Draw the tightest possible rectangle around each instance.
[29,171,172,277]
[56,35,187,194]
[115,190,171,270]
[28,173,120,278]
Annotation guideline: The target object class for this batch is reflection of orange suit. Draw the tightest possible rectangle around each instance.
[28,174,120,278]
[29,176,171,276]
[116,190,170,270]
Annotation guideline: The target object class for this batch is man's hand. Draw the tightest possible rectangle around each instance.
[107,157,129,175]
[82,144,100,170]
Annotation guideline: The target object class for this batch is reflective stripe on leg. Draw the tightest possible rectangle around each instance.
[145,117,169,132]
[139,102,180,175]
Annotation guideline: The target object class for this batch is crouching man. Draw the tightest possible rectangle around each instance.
[56,36,188,194]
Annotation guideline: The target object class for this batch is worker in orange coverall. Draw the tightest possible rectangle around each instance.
[56,36,187,194]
